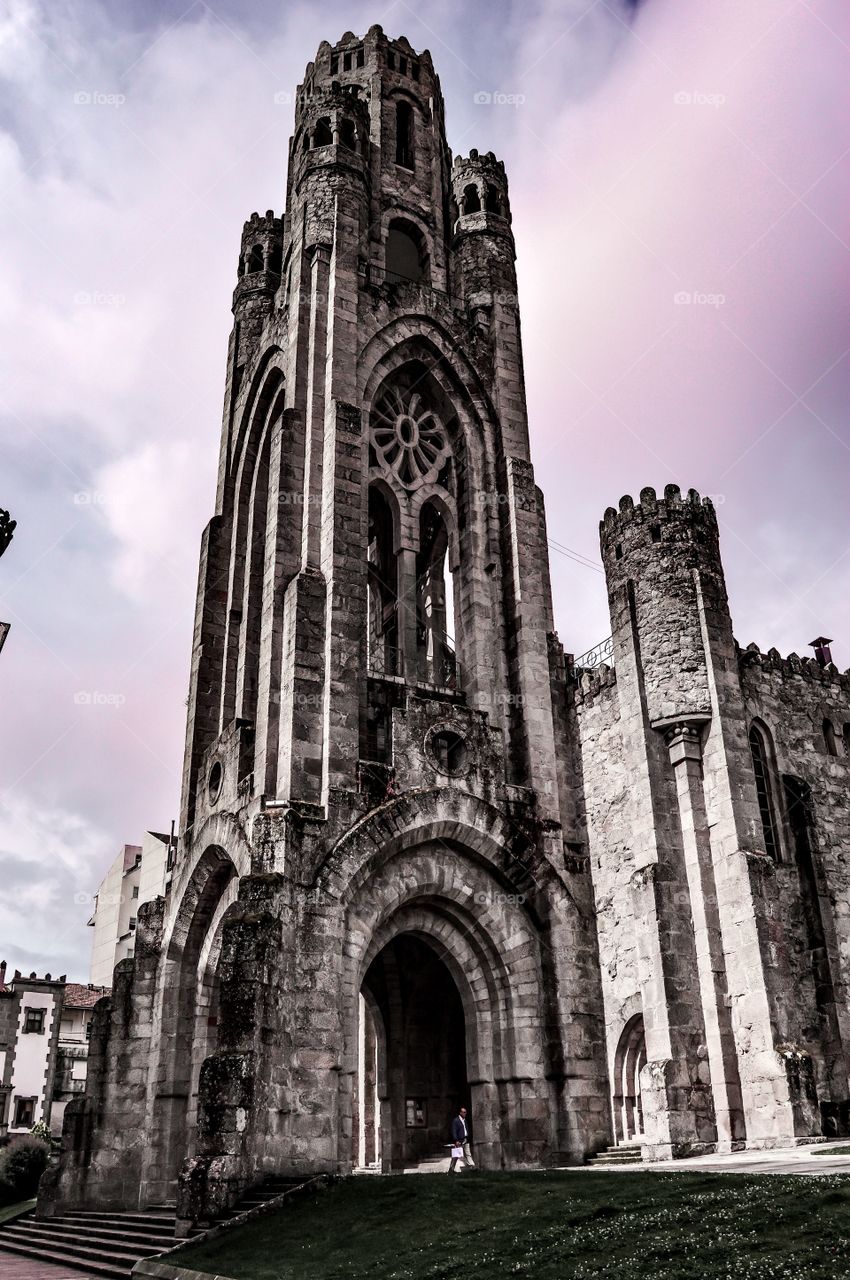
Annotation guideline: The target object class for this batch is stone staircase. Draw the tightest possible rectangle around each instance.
[0,1205,179,1278]
[586,1143,644,1167]
[0,1175,309,1277]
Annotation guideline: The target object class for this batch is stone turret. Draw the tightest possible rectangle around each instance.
[600,484,725,728]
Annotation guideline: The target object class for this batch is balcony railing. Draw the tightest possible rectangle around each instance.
[367,637,463,692]
[571,635,614,673]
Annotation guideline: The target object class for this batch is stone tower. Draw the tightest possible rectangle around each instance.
[591,484,836,1156]
[42,28,610,1225]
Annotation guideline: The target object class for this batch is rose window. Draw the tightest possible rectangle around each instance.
[370,387,451,490]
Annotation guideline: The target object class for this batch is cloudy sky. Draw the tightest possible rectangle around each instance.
[1,0,848,980]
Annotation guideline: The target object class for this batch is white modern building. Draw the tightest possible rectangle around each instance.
[88,831,173,987]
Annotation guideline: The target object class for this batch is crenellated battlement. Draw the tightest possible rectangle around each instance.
[237,210,283,280]
[570,663,618,710]
[738,640,850,689]
[451,149,511,226]
[600,484,718,562]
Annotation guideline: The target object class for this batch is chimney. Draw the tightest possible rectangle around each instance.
[0,960,6,986]
[809,636,834,667]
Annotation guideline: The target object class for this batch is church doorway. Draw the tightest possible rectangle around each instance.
[356,934,468,1170]
[614,1013,646,1144]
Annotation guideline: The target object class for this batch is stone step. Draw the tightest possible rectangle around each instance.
[0,1207,180,1280]
[587,1146,644,1165]
[18,1217,177,1249]
[61,1208,176,1221]
[0,1222,163,1264]
[0,1236,129,1279]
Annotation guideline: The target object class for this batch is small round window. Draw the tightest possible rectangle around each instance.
[428,729,468,776]
[208,760,224,802]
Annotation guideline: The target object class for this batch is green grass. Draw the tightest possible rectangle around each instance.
[176,1171,850,1280]
[0,1198,35,1225]
[813,1145,850,1156]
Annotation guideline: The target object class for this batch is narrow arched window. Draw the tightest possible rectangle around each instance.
[843,725,850,758]
[417,502,458,690]
[749,722,779,861]
[339,118,357,151]
[484,183,501,214]
[462,184,481,214]
[395,101,414,169]
[385,219,426,285]
[824,718,839,756]
[247,244,264,273]
[367,486,400,680]
[314,117,332,147]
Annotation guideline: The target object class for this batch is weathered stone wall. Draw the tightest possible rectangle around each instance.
[739,647,850,1130]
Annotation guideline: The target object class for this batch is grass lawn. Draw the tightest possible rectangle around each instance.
[814,1145,850,1156]
[176,1171,850,1280]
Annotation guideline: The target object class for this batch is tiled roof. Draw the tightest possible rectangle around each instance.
[64,983,111,1008]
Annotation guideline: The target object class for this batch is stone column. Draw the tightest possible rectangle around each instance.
[663,719,746,1150]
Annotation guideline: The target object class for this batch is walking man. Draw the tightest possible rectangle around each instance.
[447,1106,475,1173]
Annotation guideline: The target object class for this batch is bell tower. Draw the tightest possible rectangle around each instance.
[167,25,609,1190]
[180,24,573,831]
[42,29,610,1224]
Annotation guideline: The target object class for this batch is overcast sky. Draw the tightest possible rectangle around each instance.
[1,0,848,981]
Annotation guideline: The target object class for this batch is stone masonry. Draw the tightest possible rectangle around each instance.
[39,29,850,1229]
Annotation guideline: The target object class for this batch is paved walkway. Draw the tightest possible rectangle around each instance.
[399,1140,850,1176]
[578,1140,850,1176]
[0,1254,95,1280]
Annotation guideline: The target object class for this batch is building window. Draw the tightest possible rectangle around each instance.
[23,1008,45,1034]
[385,219,427,285]
[85,1020,92,1040]
[824,718,839,756]
[314,117,332,147]
[749,722,779,861]
[129,915,137,931]
[395,101,414,169]
[462,184,481,214]
[132,884,139,899]
[13,1097,35,1128]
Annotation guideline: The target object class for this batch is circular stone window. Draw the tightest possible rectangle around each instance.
[208,760,224,803]
[427,728,469,777]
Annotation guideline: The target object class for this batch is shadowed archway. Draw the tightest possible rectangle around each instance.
[357,934,467,1170]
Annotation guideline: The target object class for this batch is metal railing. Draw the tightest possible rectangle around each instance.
[572,635,614,671]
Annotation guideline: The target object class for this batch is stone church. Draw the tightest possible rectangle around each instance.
[41,28,850,1228]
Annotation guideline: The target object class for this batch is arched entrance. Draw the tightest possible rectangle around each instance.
[356,934,467,1170]
[614,1013,646,1144]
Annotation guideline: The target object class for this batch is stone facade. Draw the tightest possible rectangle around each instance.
[574,488,850,1158]
[39,28,850,1226]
